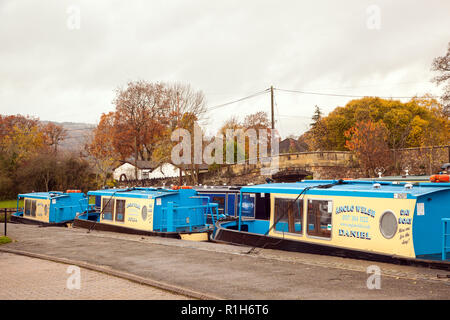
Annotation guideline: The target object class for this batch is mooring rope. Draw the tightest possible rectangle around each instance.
[245,180,346,255]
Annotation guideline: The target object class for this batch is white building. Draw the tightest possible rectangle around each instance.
[148,163,184,179]
[113,161,210,182]
[113,161,156,181]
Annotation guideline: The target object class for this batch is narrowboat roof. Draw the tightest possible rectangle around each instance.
[17,191,74,200]
[194,186,242,192]
[239,180,450,199]
[87,187,179,199]
[358,175,430,182]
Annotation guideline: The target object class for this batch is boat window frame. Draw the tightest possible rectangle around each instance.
[101,197,115,221]
[209,193,227,216]
[24,199,31,216]
[115,199,126,223]
[30,200,37,217]
[305,197,333,241]
[226,193,238,217]
[273,196,304,236]
[241,192,256,218]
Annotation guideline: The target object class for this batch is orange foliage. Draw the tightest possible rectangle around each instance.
[345,120,391,176]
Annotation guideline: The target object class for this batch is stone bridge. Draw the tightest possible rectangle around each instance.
[214,151,360,184]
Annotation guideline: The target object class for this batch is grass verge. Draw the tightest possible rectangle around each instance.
[0,236,12,245]
[0,212,12,222]
[0,199,21,208]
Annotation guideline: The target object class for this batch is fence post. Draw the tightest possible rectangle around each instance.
[4,208,7,237]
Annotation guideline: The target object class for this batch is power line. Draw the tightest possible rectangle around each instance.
[206,89,270,111]
[274,87,439,99]
[300,80,432,92]
[276,114,311,118]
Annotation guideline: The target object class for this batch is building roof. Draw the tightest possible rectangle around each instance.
[115,160,158,170]
[279,138,308,154]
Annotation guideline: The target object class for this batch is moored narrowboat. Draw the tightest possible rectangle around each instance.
[11,190,89,226]
[194,185,270,220]
[73,187,219,241]
[213,180,450,268]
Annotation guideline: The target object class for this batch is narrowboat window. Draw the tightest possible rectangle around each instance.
[379,210,397,239]
[141,206,148,221]
[30,200,37,217]
[115,199,126,222]
[274,198,303,234]
[241,193,256,218]
[226,194,237,217]
[307,200,332,238]
[102,198,114,221]
[212,195,225,215]
[88,196,98,210]
[24,199,31,216]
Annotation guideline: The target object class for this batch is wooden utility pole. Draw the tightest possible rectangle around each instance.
[270,86,275,129]
[177,91,183,186]
[134,136,138,184]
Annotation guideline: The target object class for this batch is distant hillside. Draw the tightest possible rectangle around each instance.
[42,121,96,152]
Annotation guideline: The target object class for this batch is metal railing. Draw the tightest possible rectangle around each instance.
[1,208,15,236]
[160,203,219,232]
[442,218,450,261]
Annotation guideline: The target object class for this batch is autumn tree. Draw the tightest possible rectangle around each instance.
[17,153,92,194]
[0,115,44,163]
[0,114,93,198]
[178,112,202,184]
[42,122,67,153]
[213,111,274,166]
[301,96,450,151]
[431,41,450,117]
[166,83,208,129]
[85,112,121,187]
[0,115,46,198]
[152,83,208,166]
[111,81,208,164]
[344,120,391,177]
[242,111,271,130]
[306,106,330,150]
[113,81,169,161]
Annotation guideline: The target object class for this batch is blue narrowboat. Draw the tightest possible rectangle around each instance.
[195,185,270,220]
[213,179,450,268]
[73,187,219,241]
[11,190,88,226]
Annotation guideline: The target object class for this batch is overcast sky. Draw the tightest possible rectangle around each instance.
[1,0,449,138]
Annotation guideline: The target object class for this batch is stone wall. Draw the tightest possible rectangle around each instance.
[393,146,450,176]
[220,151,356,175]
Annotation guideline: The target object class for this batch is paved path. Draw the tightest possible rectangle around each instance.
[0,252,187,300]
[1,223,449,299]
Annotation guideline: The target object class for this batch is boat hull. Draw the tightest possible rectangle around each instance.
[213,220,450,271]
[10,214,72,227]
[73,217,211,240]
